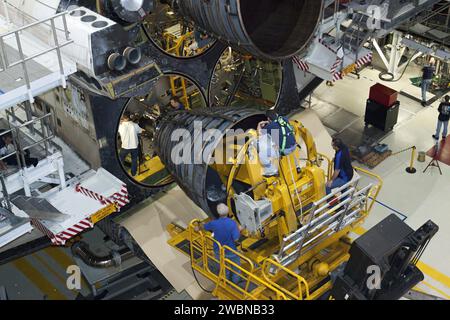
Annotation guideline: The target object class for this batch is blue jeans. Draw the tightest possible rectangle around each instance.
[326,177,348,195]
[422,79,432,102]
[120,148,139,176]
[213,252,241,284]
[282,144,297,156]
[435,120,449,138]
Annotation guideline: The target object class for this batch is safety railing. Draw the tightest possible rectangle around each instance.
[274,164,383,269]
[262,258,311,300]
[353,166,383,213]
[274,177,373,268]
[0,172,11,210]
[0,9,73,103]
[188,220,289,300]
[5,103,61,154]
[317,152,333,181]
[165,31,193,57]
[0,112,54,174]
[311,153,383,213]
[185,166,383,300]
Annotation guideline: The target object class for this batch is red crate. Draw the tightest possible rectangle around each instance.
[369,83,398,107]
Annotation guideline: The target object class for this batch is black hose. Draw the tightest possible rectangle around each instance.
[191,265,213,294]
[71,241,133,269]
[278,158,298,218]
[378,50,419,82]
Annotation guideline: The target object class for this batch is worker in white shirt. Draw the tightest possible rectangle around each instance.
[118,112,144,176]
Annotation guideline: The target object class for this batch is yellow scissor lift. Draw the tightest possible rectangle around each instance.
[167,121,383,300]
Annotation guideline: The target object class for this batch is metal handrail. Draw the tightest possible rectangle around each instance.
[0,8,73,102]
[1,11,69,38]
[0,112,54,169]
[262,258,311,300]
[353,166,383,212]
[317,152,332,180]
[275,177,377,267]
[188,220,289,300]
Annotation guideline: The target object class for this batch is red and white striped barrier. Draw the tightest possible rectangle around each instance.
[75,183,130,210]
[356,52,373,68]
[32,218,93,246]
[332,52,373,82]
[292,55,309,72]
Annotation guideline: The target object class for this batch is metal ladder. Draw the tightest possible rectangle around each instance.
[341,1,379,60]
[274,177,373,268]
[169,76,190,109]
[0,108,66,196]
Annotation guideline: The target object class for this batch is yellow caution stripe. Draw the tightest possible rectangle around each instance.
[421,281,450,300]
[13,258,67,300]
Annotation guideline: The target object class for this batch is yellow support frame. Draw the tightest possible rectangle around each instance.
[167,121,384,300]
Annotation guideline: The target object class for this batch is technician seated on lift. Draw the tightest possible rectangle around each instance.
[256,110,297,177]
[327,138,354,195]
[195,203,244,285]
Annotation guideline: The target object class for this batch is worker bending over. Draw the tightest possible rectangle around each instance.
[327,138,354,195]
[257,110,297,177]
[196,203,243,284]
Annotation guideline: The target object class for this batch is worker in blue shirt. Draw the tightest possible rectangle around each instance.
[197,203,242,284]
[170,97,185,111]
[326,138,354,195]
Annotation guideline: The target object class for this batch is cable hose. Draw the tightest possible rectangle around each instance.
[378,49,420,82]
[286,154,304,222]
[279,159,298,222]
[191,265,213,294]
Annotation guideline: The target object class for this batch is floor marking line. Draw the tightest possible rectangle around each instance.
[13,258,67,300]
[353,227,450,289]
[44,247,89,289]
[421,281,450,299]
[33,253,76,295]
[369,197,408,220]
[44,247,74,268]
[417,262,450,290]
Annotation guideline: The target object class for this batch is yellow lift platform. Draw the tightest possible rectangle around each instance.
[167,120,383,300]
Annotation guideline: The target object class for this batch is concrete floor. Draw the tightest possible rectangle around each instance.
[311,64,450,299]
[0,243,88,300]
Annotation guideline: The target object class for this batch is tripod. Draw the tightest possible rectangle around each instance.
[423,140,442,175]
